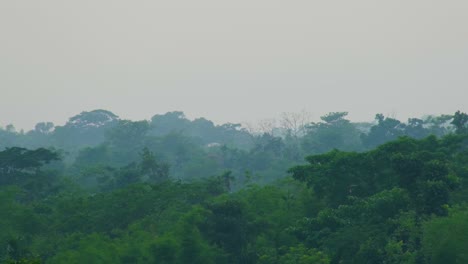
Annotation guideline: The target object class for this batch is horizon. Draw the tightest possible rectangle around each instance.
[1,1,467,131]
[0,108,458,133]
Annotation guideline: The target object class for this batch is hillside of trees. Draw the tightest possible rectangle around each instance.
[1,110,468,263]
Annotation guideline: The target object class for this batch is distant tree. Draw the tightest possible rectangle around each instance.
[150,111,190,136]
[252,133,284,155]
[34,122,54,134]
[423,114,454,136]
[140,147,170,183]
[74,145,110,167]
[22,122,55,148]
[361,114,405,149]
[257,118,278,136]
[280,110,311,138]
[6,124,16,133]
[302,112,362,153]
[405,118,429,139]
[53,109,119,149]
[105,120,150,161]
[0,147,59,185]
[221,170,234,192]
[319,112,348,124]
[451,110,468,134]
[0,126,22,149]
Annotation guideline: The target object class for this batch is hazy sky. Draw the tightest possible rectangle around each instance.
[1,1,467,130]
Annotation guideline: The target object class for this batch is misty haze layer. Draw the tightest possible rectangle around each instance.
[1,0,467,129]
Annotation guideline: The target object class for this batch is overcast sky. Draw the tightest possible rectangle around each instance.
[1,0,467,130]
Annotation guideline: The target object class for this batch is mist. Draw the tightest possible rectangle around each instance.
[1,1,467,130]
[2,2,468,263]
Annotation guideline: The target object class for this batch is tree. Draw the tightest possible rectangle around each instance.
[361,114,406,149]
[104,120,150,165]
[422,208,468,264]
[220,170,234,193]
[451,110,468,134]
[106,120,150,148]
[405,118,429,139]
[289,150,376,206]
[319,112,349,124]
[0,147,59,186]
[140,147,170,183]
[280,110,311,138]
[0,125,22,149]
[175,207,216,264]
[302,112,362,154]
[423,114,454,136]
[150,111,190,136]
[289,188,410,263]
[53,109,119,149]
[33,122,54,135]
[202,199,255,264]
[47,234,119,264]
[259,244,330,264]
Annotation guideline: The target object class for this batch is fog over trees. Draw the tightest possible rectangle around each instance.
[1,110,468,263]
[2,1,468,262]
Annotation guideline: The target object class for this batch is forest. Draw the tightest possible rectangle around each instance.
[1,110,468,264]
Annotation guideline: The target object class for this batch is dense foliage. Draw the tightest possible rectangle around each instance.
[1,110,468,263]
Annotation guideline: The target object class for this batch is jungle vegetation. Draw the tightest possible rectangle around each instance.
[1,110,468,264]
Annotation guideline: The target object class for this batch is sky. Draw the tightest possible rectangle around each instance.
[1,0,467,131]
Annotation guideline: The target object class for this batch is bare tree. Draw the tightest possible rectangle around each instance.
[280,110,312,138]
[257,118,278,136]
[242,121,259,136]
[243,118,279,136]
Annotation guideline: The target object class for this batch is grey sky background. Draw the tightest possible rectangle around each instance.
[1,1,467,130]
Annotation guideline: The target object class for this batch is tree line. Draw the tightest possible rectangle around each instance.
[1,110,468,263]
